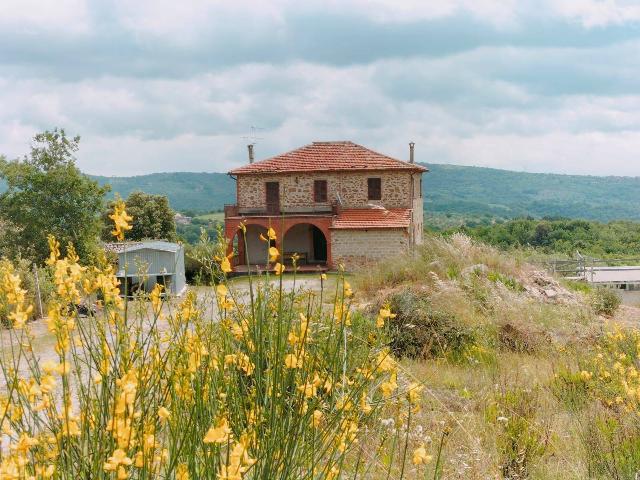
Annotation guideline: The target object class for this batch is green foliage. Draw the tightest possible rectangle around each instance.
[383,290,476,361]
[184,226,227,285]
[562,279,593,294]
[176,212,222,245]
[487,271,525,292]
[550,368,591,412]
[485,387,550,479]
[584,412,640,480]
[92,172,236,212]
[424,163,640,221]
[103,191,176,241]
[2,161,639,221]
[590,288,621,316]
[0,129,108,263]
[459,217,640,257]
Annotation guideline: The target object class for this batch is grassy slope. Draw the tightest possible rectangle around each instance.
[355,234,613,478]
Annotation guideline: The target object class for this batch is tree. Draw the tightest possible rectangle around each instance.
[0,129,109,264]
[102,192,176,242]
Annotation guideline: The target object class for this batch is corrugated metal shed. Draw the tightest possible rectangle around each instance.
[106,241,186,296]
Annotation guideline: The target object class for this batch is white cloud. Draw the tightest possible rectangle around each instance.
[2,1,640,176]
[0,0,90,34]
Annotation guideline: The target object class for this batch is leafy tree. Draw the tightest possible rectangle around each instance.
[0,129,109,263]
[103,192,176,241]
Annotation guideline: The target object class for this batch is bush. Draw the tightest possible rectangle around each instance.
[0,228,421,478]
[549,367,591,412]
[485,387,550,479]
[590,287,621,316]
[584,411,640,479]
[383,290,476,361]
[0,257,53,327]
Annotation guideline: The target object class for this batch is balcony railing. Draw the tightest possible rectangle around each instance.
[224,203,337,218]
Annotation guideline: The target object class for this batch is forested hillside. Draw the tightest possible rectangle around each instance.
[424,164,640,221]
[4,163,640,220]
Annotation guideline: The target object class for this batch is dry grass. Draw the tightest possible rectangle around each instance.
[354,233,636,479]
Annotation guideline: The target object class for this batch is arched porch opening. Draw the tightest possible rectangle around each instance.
[282,223,328,266]
[233,224,270,266]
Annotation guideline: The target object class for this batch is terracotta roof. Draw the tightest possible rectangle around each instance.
[331,208,412,229]
[229,141,428,174]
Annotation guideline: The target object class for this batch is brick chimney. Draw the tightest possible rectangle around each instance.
[247,144,255,163]
[409,142,415,163]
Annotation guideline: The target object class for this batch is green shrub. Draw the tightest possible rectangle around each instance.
[383,290,475,361]
[584,411,640,479]
[562,279,592,294]
[487,271,525,292]
[549,367,591,412]
[590,287,621,316]
[485,387,550,479]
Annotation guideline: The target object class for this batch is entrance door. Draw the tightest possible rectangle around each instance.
[266,182,280,215]
[311,226,327,262]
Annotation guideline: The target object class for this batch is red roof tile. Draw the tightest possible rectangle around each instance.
[229,141,428,175]
[331,208,412,229]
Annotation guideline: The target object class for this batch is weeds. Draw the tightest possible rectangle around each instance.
[0,202,427,478]
[590,287,622,316]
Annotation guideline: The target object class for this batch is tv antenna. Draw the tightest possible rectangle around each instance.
[242,126,264,163]
[242,126,264,145]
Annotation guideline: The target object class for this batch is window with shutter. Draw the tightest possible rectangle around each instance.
[367,178,381,200]
[314,180,327,202]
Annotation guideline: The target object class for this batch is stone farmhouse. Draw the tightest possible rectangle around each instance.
[224,141,427,271]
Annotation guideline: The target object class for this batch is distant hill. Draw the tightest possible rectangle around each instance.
[3,164,640,221]
[424,164,640,221]
[91,172,235,212]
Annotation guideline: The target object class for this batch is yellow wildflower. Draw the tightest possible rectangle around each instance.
[284,353,302,369]
[220,257,232,274]
[311,409,323,428]
[269,247,279,262]
[109,199,133,241]
[203,417,232,444]
[376,307,396,328]
[176,463,189,480]
[274,263,285,275]
[158,406,171,422]
[412,445,432,465]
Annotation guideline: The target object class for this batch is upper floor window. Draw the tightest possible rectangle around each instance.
[314,180,328,202]
[367,177,381,200]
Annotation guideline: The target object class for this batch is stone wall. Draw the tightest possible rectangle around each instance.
[330,229,409,269]
[236,171,415,211]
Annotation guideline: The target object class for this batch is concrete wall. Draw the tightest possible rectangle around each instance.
[237,171,416,212]
[330,229,409,269]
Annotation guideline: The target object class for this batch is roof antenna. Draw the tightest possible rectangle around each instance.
[242,126,264,164]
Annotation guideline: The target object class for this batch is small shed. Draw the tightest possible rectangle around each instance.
[105,241,186,296]
[583,266,640,291]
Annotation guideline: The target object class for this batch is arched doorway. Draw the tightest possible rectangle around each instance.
[234,224,270,266]
[282,223,327,266]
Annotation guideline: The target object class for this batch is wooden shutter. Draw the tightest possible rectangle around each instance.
[314,180,327,202]
[367,178,381,200]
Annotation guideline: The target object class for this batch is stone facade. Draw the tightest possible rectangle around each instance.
[226,141,427,271]
[330,229,410,269]
[236,171,421,213]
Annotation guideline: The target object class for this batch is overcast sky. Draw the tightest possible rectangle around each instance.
[2,0,640,176]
